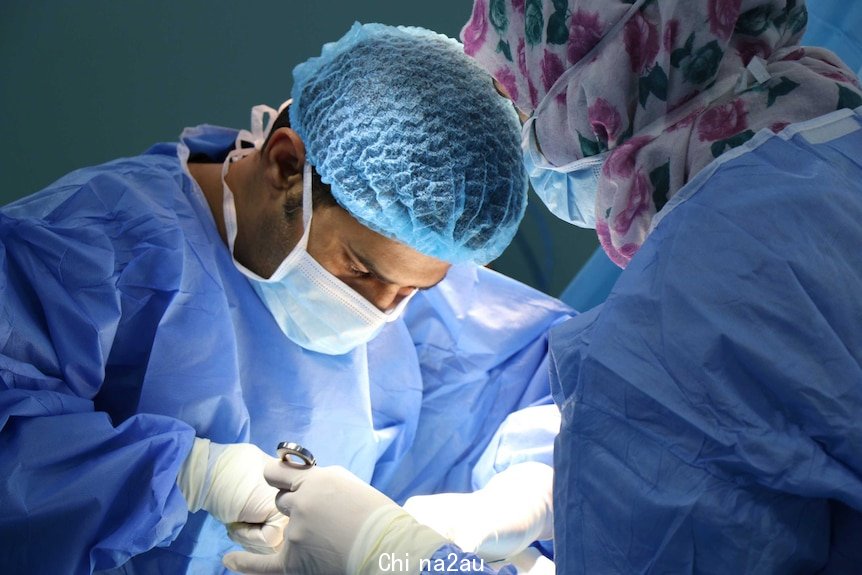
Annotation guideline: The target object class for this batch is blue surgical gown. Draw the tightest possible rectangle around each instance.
[550,106,862,573]
[419,106,862,575]
[0,124,572,574]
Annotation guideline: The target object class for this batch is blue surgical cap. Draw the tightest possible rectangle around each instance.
[289,22,526,265]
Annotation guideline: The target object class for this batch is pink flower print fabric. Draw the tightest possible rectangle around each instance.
[603,136,653,180]
[495,66,520,102]
[697,99,749,141]
[516,38,540,108]
[568,10,604,63]
[462,0,862,267]
[612,171,652,235]
[460,0,632,116]
[541,50,567,102]
[708,0,742,40]
[463,0,489,57]
[624,12,660,74]
[588,98,622,144]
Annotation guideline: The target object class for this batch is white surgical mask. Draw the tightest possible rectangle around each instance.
[522,116,607,228]
[519,0,646,229]
[222,105,414,355]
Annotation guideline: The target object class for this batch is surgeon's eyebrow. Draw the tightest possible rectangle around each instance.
[352,249,444,291]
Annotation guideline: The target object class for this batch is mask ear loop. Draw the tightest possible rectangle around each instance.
[236,99,292,150]
[300,162,313,231]
[222,147,253,260]
[223,104,279,259]
[235,103,280,151]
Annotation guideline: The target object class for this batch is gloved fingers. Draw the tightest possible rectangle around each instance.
[223,549,283,574]
[236,486,283,525]
[263,458,311,492]
[227,515,288,553]
[202,442,282,526]
[226,524,271,554]
[257,513,290,549]
[273,488,298,517]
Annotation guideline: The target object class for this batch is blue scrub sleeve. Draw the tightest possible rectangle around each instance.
[0,191,196,573]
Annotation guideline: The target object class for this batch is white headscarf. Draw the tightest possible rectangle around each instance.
[463,0,862,266]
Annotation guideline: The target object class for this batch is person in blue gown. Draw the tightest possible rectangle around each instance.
[235,2,862,574]
[0,23,574,574]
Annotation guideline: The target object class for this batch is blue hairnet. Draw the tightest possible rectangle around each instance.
[289,22,526,265]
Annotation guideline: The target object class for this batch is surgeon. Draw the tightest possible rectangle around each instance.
[227,1,862,574]
[0,23,573,574]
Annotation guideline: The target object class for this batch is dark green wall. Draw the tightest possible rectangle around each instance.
[0,1,597,295]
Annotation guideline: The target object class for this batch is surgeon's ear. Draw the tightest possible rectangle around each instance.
[261,127,306,190]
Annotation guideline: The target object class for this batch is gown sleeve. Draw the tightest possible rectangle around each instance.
[0,167,197,574]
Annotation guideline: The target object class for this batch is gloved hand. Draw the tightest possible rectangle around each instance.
[403,462,554,562]
[177,438,289,553]
[223,463,448,575]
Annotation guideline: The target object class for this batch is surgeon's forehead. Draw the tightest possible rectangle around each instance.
[349,240,449,289]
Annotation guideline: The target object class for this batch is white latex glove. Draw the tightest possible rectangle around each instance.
[223,463,448,575]
[403,462,553,562]
[177,438,289,553]
[489,547,555,575]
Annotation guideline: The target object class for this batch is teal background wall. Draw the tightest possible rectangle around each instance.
[0,1,598,296]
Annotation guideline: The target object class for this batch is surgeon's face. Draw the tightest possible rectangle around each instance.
[305,202,450,312]
[238,184,449,313]
[231,126,450,312]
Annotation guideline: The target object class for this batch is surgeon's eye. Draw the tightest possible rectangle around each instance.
[349,264,373,279]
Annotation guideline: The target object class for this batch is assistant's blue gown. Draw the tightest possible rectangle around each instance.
[550,107,862,574]
[422,106,862,575]
[0,124,572,574]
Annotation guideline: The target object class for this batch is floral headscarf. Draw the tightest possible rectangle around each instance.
[462,0,862,267]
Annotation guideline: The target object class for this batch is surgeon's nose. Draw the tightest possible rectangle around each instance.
[366,283,415,312]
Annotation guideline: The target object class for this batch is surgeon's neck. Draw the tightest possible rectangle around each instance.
[189,161,229,244]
